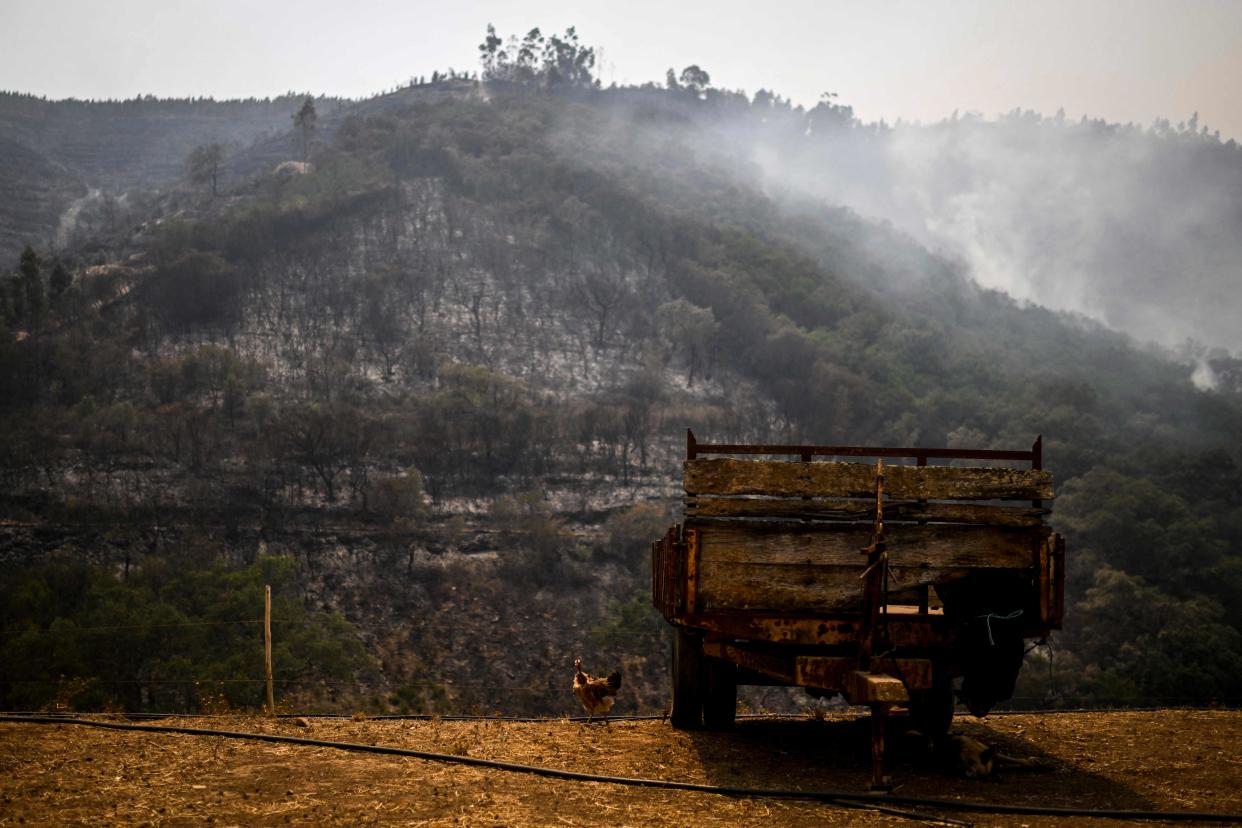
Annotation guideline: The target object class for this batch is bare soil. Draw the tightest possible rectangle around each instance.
[2,710,1240,826]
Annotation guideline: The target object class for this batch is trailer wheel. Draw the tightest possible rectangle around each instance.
[909,674,954,739]
[670,628,703,729]
[702,655,737,730]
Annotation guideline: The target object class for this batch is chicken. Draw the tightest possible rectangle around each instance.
[573,657,622,723]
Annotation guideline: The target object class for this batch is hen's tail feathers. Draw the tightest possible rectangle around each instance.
[607,670,622,691]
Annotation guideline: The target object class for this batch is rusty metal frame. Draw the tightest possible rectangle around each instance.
[678,610,954,650]
[700,641,934,695]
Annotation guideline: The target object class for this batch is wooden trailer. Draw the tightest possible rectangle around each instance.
[652,430,1064,788]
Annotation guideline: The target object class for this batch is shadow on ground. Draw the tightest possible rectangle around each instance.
[685,712,1157,811]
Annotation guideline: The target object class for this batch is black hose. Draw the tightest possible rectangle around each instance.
[2,715,1239,824]
[2,710,673,723]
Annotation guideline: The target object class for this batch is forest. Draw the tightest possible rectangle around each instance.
[2,26,1241,715]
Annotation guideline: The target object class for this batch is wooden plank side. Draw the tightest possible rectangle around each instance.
[686,497,1048,527]
[685,458,1053,500]
[696,522,1043,569]
[696,561,864,612]
[696,561,979,612]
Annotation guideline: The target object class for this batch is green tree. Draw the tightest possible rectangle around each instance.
[48,260,72,300]
[1056,468,1226,595]
[478,23,505,80]
[281,402,380,503]
[541,27,596,88]
[187,143,224,197]
[657,299,719,386]
[678,65,711,94]
[0,555,376,712]
[368,471,430,573]
[515,28,544,81]
[1064,566,1242,705]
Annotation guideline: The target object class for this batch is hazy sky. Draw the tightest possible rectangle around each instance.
[3,0,1241,140]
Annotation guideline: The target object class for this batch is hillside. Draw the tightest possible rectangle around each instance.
[2,38,1242,718]
[3,710,1240,825]
[0,135,88,261]
[0,92,352,264]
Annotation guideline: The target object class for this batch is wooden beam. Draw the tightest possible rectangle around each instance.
[686,497,1049,527]
[696,522,1044,568]
[684,528,699,614]
[685,458,1054,500]
[697,562,865,612]
[696,562,988,613]
[844,671,909,704]
[264,584,274,717]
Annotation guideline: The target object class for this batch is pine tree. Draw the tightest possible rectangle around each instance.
[292,97,317,161]
[49,260,72,300]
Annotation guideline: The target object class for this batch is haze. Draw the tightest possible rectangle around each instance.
[4,0,1240,142]
[3,0,1241,359]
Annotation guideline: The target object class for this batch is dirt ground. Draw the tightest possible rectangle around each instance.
[1,710,1240,826]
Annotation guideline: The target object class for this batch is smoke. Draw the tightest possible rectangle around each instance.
[551,86,1242,382]
[56,187,103,248]
[749,109,1242,357]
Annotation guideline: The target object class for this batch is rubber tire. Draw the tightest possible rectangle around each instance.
[702,655,737,730]
[670,628,704,729]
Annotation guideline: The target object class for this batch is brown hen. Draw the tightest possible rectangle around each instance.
[573,657,622,723]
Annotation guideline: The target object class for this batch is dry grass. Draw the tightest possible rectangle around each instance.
[1,710,1240,826]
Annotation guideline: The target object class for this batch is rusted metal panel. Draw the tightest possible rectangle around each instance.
[697,643,933,697]
[682,610,955,650]
[685,458,1054,501]
[796,656,932,695]
[686,497,1049,527]
[793,656,854,690]
[702,642,797,684]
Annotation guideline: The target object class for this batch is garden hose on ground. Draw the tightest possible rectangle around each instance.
[2,714,1240,824]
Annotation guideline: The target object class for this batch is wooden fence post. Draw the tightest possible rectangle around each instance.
[265,584,274,716]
